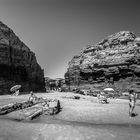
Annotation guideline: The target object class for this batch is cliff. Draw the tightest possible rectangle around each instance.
[0,21,45,94]
[66,31,140,92]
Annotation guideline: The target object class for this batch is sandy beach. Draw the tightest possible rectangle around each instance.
[0,92,140,140]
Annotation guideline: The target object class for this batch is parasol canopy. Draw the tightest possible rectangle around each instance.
[10,85,21,92]
[103,88,114,92]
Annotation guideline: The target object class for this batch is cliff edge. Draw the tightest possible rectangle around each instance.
[66,31,140,92]
[0,21,45,94]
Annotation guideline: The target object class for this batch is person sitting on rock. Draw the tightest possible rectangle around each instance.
[28,91,38,103]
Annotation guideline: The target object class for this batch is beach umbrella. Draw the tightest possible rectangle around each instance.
[10,85,21,92]
[103,88,114,92]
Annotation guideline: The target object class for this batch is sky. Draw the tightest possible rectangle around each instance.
[0,0,140,78]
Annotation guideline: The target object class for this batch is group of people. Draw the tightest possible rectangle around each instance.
[97,89,138,117]
[11,87,138,118]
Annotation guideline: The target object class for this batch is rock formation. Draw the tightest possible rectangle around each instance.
[0,21,45,94]
[65,31,140,92]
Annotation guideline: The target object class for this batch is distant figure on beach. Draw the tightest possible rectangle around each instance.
[128,89,137,117]
[29,91,37,103]
[98,91,108,104]
[13,90,19,96]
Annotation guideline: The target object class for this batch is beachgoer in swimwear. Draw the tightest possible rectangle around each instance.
[128,89,137,117]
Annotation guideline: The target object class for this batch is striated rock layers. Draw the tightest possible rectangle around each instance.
[0,21,45,94]
[65,31,140,92]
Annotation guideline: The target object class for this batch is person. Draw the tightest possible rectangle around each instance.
[98,91,108,104]
[14,90,19,96]
[28,91,38,103]
[128,89,137,117]
[12,90,19,96]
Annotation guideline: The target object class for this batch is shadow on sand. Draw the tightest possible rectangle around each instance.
[131,113,138,117]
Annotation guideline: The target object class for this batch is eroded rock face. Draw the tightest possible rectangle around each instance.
[66,31,140,91]
[0,21,45,94]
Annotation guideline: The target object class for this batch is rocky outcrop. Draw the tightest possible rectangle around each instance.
[0,21,45,94]
[66,31,140,92]
[0,98,61,120]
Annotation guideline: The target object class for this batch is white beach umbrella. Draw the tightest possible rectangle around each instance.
[103,88,114,92]
[10,85,21,92]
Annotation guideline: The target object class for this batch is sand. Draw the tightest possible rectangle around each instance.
[0,92,140,140]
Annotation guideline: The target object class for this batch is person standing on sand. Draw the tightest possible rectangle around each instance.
[128,89,137,117]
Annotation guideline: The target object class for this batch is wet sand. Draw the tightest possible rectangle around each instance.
[0,92,140,140]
